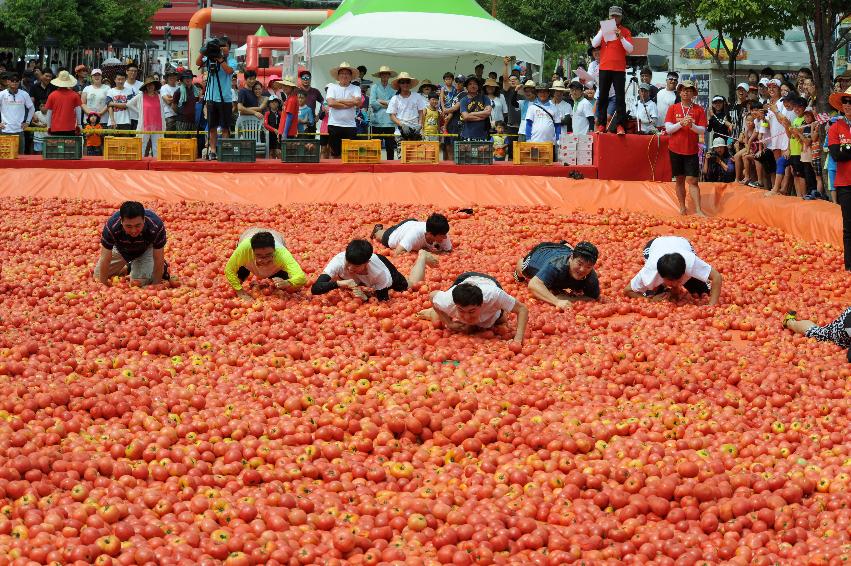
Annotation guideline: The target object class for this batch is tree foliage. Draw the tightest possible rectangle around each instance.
[0,0,162,48]
[797,0,851,112]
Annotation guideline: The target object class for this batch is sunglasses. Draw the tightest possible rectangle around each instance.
[842,97,851,105]
[398,79,411,84]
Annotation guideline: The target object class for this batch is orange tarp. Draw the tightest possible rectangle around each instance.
[0,169,840,245]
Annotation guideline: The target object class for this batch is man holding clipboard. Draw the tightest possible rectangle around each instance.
[591,6,633,135]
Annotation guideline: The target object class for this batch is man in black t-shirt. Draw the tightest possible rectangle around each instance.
[514,241,601,309]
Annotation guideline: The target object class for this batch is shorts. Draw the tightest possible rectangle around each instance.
[206,101,233,131]
[380,219,416,248]
[454,272,503,289]
[805,307,851,349]
[669,151,700,178]
[641,238,708,296]
[374,254,409,300]
[775,154,788,175]
[237,266,288,283]
[94,246,169,286]
[788,155,806,177]
[755,149,774,172]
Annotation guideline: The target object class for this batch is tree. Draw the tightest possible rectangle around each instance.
[676,0,796,99]
[798,0,851,112]
[0,0,161,49]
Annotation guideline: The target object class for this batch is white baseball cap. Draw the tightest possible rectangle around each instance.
[758,78,770,86]
[91,68,102,75]
[736,82,749,91]
[768,78,782,87]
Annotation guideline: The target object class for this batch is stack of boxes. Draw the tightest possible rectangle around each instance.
[557,134,594,166]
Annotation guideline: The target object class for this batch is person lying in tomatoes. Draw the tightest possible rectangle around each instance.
[417,272,529,345]
[624,236,723,306]
[371,213,452,256]
[513,241,600,309]
[224,228,307,303]
[311,239,436,301]
[783,308,851,362]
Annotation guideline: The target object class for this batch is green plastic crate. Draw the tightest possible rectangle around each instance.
[217,139,256,163]
[42,136,84,160]
[453,140,493,165]
[281,138,321,163]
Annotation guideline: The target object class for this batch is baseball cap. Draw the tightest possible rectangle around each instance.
[736,82,748,91]
[91,68,102,76]
[454,73,466,83]
[639,82,652,91]
[573,242,599,263]
[300,71,312,79]
[758,77,770,86]
[768,78,782,87]
[712,95,726,103]
[609,5,624,16]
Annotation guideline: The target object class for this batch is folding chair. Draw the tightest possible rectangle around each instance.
[235,116,269,159]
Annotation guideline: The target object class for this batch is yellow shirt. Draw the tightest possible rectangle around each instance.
[224,238,307,291]
[423,107,441,136]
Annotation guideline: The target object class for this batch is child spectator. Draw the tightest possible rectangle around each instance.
[264,97,283,159]
[297,91,315,134]
[31,100,48,153]
[422,93,441,142]
[492,121,508,161]
[734,113,756,185]
[83,113,103,156]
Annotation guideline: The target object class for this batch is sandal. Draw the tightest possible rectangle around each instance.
[782,311,797,329]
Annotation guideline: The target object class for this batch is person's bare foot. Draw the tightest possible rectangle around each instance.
[421,251,438,266]
[679,207,688,215]
[694,210,708,217]
[370,224,383,240]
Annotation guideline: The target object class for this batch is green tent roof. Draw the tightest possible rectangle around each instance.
[319,0,494,29]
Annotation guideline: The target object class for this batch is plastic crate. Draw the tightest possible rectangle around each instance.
[281,138,321,163]
[341,139,381,164]
[400,141,439,164]
[158,137,197,162]
[453,140,493,165]
[103,136,143,161]
[0,135,19,159]
[513,142,554,165]
[217,139,256,163]
[42,136,84,160]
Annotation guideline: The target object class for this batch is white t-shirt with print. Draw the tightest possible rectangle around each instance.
[322,252,392,290]
[106,87,135,126]
[386,92,427,134]
[432,276,516,328]
[326,83,362,128]
[160,84,178,119]
[82,84,110,115]
[387,221,453,252]
[124,80,141,121]
[526,100,561,142]
[629,236,712,293]
[570,97,594,135]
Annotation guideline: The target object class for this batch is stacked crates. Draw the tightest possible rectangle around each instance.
[453,140,493,165]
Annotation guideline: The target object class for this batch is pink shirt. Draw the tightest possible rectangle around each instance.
[143,94,160,131]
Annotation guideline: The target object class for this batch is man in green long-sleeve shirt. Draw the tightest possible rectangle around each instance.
[224,228,307,302]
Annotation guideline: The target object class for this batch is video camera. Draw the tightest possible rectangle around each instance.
[200,36,229,61]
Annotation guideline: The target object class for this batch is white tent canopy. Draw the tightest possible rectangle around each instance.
[292,0,543,83]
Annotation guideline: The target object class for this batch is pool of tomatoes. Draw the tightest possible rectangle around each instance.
[0,195,849,566]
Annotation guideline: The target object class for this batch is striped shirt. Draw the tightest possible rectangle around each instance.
[101,209,167,261]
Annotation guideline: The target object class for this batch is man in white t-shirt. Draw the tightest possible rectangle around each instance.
[568,81,594,134]
[624,236,722,306]
[106,71,136,130]
[386,72,427,158]
[0,74,34,154]
[326,61,363,158]
[372,213,452,255]
[418,272,529,345]
[764,106,789,195]
[525,83,561,143]
[159,70,179,131]
[124,63,142,129]
[311,239,436,301]
[551,81,572,137]
[655,72,679,128]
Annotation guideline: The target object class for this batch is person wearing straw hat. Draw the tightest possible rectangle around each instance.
[127,76,168,157]
[418,79,438,98]
[827,86,851,270]
[387,72,427,158]
[326,62,362,158]
[551,80,571,134]
[44,70,82,136]
[370,65,398,160]
[591,5,633,134]
[483,78,507,130]
[277,76,300,141]
[664,80,708,216]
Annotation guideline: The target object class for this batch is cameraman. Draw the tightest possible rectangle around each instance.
[195,36,237,161]
[703,138,735,182]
